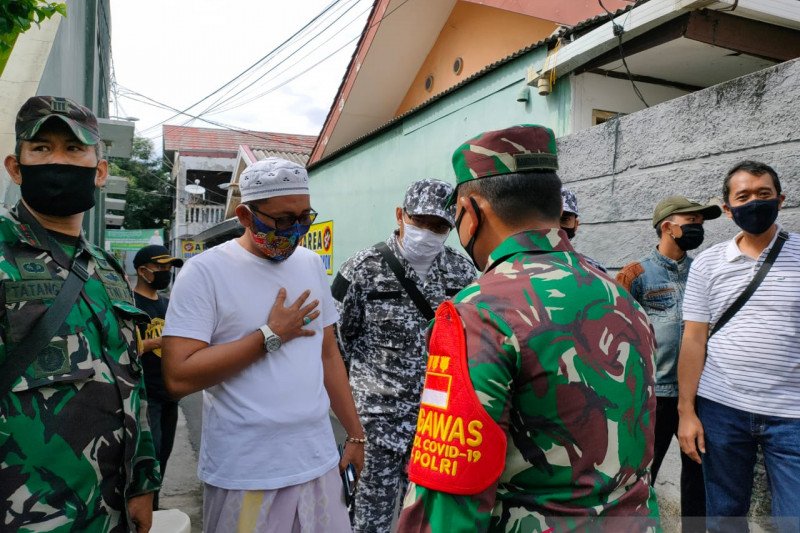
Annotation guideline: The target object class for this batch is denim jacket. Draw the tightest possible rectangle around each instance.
[617,247,691,397]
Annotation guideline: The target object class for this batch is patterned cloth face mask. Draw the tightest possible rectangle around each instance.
[249,208,309,262]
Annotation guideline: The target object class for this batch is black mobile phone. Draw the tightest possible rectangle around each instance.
[338,444,357,507]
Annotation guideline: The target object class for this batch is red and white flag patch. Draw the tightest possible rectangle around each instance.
[421,372,451,410]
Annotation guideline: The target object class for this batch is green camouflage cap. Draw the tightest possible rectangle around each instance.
[16,96,101,145]
[652,195,722,227]
[448,124,558,207]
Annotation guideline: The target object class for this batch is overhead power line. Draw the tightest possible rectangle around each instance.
[196,0,365,118]
[119,86,319,154]
[121,0,411,152]
[598,0,649,108]
[203,0,411,118]
[133,0,349,136]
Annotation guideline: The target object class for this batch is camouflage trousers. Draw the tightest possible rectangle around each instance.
[353,439,410,533]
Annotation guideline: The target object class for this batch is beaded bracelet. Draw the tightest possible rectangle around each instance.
[345,435,367,444]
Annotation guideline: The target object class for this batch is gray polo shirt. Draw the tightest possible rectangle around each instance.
[683,226,800,418]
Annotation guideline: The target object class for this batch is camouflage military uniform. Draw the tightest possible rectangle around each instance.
[397,229,659,532]
[0,204,161,531]
[334,232,474,532]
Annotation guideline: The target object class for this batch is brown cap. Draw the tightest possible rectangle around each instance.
[652,195,722,227]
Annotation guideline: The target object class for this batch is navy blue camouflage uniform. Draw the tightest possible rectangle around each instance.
[332,180,475,532]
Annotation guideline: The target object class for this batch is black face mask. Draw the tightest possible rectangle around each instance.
[562,226,577,240]
[729,198,780,235]
[19,163,97,216]
[455,197,483,271]
[672,223,704,251]
[144,269,171,291]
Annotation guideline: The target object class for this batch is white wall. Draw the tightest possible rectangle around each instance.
[0,15,62,203]
[570,72,689,133]
[170,154,234,249]
[559,59,800,271]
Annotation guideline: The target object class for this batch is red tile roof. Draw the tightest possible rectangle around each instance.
[163,125,316,156]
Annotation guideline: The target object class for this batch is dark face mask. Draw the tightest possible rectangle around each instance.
[672,223,704,251]
[19,163,97,217]
[455,198,483,270]
[729,198,780,235]
[562,226,577,240]
[144,268,171,291]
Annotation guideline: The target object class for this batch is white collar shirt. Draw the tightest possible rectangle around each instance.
[683,225,800,417]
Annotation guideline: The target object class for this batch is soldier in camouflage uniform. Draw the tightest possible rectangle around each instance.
[397,125,659,532]
[0,97,160,532]
[332,179,475,532]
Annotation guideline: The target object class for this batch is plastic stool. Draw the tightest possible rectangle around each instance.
[151,509,191,533]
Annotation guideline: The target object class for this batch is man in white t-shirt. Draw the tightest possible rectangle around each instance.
[162,157,364,532]
[677,160,800,532]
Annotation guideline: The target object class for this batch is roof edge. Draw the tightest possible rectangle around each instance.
[309,1,644,169]
[309,0,386,164]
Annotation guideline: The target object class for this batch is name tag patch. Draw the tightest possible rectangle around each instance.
[4,280,63,303]
[97,268,134,304]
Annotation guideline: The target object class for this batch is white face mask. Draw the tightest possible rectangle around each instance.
[401,223,449,263]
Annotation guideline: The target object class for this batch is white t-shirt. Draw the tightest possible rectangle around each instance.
[683,228,800,418]
[163,239,341,489]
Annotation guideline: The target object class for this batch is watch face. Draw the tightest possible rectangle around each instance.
[265,335,282,352]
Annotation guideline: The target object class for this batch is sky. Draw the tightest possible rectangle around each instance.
[111,0,373,151]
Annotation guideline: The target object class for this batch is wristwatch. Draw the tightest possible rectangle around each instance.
[258,325,283,353]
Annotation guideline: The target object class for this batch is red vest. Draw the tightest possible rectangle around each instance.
[407,301,507,494]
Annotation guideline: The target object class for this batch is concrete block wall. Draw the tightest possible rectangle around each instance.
[557,59,800,520]
[558,58,800,271]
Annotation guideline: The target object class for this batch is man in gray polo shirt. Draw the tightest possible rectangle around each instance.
[677,161,800,531]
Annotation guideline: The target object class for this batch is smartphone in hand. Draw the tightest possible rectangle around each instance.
[338,444,357,507]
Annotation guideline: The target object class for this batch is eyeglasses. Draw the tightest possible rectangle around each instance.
[249,205,318,230]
